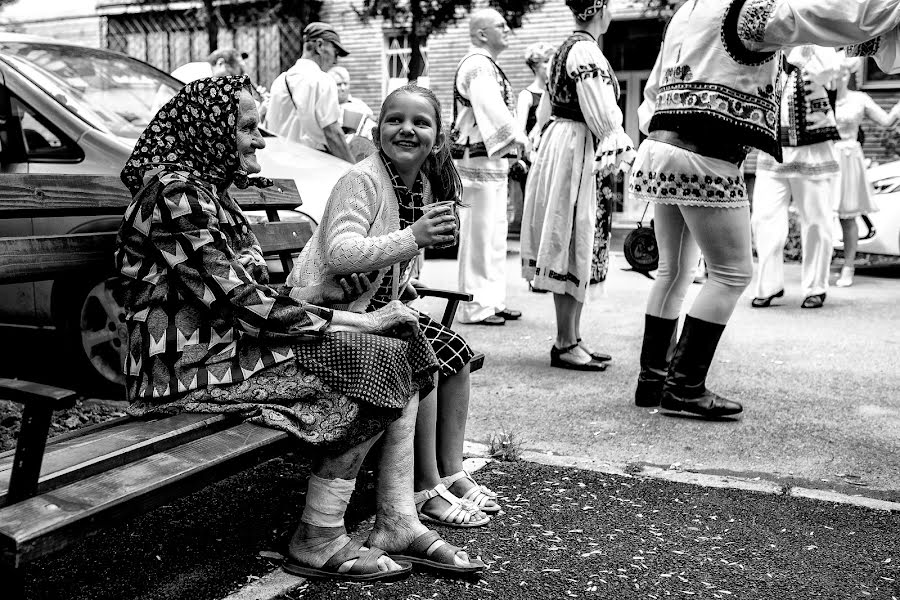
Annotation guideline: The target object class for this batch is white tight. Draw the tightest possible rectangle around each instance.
[646,203,754,325]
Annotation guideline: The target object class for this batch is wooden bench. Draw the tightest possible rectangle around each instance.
[0,174,482,599]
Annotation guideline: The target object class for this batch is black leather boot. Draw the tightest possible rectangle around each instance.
[660,315,743,418]
[634,314,679,407]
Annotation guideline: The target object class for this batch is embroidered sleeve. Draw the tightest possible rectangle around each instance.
[322,170,419,274]
[738,0,900,59]
[145,182,332,340]
[462,55,521,157]
[568,42,636,176]
[848,28,900,74]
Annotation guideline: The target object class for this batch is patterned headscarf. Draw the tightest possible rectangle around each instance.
[566,0,609,22]
[121,75,271,196]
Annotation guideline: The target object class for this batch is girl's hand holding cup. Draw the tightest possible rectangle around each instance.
[411,202,458,249]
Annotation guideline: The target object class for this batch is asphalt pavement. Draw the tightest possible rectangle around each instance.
[414,249,900,502]
[20,458,899,600]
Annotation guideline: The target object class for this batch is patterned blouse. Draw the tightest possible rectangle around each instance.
[116,171,332,400]
[368,151,426,309]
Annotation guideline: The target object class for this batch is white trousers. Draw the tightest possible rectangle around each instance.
[456,155,509,323]
[751,174,835,299]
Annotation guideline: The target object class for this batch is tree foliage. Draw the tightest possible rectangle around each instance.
[355,0,545,81]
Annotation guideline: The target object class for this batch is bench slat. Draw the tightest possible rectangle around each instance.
[0,221,312,285]
[0,175,301,217]
[0,422,290,565]
[249,220,313,254]
[0,413,237,505]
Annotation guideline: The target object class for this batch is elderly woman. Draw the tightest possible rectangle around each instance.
[114,76,484,581]
[521,0,635,370]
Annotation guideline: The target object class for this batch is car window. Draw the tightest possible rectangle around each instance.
[0,42,182,140]
[7,93,80,161]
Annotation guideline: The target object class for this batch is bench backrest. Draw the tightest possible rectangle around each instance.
[0,174,310,285]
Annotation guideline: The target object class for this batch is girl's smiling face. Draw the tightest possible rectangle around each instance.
[378,92,438,174]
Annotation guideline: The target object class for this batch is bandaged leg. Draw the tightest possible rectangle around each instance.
[289,475,357,570]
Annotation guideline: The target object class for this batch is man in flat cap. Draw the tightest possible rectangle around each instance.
[265,22,354,162]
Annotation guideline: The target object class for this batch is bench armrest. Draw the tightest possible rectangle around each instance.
[413,286,473,328]
[0,378,79,506]
[0,378,79,409]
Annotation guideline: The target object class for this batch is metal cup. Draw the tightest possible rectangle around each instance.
[428,200,459,249]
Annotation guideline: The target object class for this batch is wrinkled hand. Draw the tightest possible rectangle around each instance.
[367,300,419,339]
[410,205,457,248]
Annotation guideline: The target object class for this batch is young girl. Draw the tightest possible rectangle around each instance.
[291,84,500,529]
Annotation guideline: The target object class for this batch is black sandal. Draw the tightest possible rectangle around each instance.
[576,338,612,362]
[550,344,607,371]
[751,289,784,308]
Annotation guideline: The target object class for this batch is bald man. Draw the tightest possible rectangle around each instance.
[451,8,527,326]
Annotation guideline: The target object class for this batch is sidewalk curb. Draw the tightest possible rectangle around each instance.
[218,456,492,600]
[462,441,900,514]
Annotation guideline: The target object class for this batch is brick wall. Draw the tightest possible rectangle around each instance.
[318,0,588,123]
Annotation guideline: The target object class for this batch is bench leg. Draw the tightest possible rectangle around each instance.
[6,403,54,505]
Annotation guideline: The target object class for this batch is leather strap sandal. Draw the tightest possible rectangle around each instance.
[391,530,485,576]
[414,484,490,528]
[283,536,412,582]
[550,344,607,371]
[751,289,784,308]
[576,338,612,362]
[440,470,500,514]
[801,293,826,309]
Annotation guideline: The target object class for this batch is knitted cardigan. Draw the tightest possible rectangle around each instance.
[289,153,424,311]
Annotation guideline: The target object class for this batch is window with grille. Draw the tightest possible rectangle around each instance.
[384,34,429,94]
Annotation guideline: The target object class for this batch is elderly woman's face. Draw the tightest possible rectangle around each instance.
[236,89,265,174]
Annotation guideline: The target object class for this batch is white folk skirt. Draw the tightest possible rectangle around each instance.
[834,140,879,218]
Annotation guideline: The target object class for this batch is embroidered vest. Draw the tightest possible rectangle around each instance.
[778,65,840,148]
[648,0,784,161]
[548,32,619,123]
[449,52,514,158]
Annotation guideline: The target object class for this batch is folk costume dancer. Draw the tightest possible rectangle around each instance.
[832,56,900,287]
[451,8,527,326]
[752,46,842,311]
[630,0,900,419]
[520,0,635,371]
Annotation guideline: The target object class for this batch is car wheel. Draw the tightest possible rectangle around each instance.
[52,274,127,394]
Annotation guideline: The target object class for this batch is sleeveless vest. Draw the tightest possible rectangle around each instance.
[648,0,784,161]
[779,63,840,148]
[449,52,514,159]
[549,31,619,123]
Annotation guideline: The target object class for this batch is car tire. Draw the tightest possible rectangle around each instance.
[52,273,127,396]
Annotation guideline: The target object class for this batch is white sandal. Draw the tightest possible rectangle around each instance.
[440,470,500,514]
[414,483,490,528]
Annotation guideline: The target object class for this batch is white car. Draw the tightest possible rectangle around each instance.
[834,160,900,261]
[0,34,351,390]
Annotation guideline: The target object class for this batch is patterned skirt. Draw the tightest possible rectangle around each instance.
[369,296,474,378]
[128,330,439,451]
[628,139,749,208]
